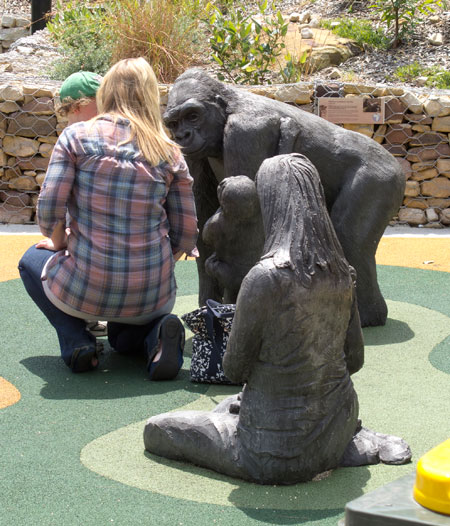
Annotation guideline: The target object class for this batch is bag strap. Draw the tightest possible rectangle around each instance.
[206,299,235,319]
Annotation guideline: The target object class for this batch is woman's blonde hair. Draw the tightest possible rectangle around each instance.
[96,57,179,165]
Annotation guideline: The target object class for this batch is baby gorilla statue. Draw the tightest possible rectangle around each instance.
[202,176,264,304]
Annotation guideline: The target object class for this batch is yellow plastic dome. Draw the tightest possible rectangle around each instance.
[413,438,450,515]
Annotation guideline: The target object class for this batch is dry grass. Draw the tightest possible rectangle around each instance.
[105,0,203,83]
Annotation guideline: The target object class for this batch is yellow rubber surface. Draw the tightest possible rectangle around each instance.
[0,377,21,409]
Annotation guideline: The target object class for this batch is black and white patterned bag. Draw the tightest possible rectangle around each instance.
[181,299,238,384]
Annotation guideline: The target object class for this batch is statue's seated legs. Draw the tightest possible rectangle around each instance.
[144,405,242,479]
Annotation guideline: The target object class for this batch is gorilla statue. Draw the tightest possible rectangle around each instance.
[163,68,405,327]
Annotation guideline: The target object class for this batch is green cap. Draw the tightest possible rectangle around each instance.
[59,71,102,102]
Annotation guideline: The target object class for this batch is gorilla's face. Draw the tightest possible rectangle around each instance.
[164,83,226,159]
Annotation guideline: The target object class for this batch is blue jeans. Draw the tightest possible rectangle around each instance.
[18,245,96,367]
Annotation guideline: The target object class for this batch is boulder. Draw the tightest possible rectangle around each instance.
[0,202,33,223]
[3,136,39,157]
[421,177,450,198]
[398,207,426,225]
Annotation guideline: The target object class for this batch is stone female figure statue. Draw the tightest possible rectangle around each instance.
[144,153,410,485]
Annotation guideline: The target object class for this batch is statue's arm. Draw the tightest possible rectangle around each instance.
[344,270,364,375]
[223,113,280,178]
[222,266,268,383]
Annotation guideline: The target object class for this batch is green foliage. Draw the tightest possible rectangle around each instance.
[321,17,390,49]
[47,0,203,82]
[369,0,448,48]
[47,0,112,78]
[205,0,289,84]
[279,50,311,83]
[394,61,450,88]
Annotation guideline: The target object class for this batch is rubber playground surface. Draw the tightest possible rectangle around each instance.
[1,229,449,526]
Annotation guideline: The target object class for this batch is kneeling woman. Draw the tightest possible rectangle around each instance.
[144,153,364,484]
[19,58,197,376]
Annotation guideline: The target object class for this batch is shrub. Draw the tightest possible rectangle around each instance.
[104,0,202,83]
[47,0,112,78]
[321,17,390,49]
[394,61,450,88]
[47,0,204,82]
[369,0,448,48]
[205,0,289,84]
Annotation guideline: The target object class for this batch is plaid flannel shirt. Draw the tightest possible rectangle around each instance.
[37,114,198,318]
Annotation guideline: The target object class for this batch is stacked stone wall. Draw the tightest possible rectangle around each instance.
[0,78,449,227]
[1,14,30,53]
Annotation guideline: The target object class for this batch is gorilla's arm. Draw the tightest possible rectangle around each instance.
[223,113,281,178]
[188,157,223,305]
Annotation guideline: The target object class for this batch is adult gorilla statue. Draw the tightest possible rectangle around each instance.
[163,68,405,327]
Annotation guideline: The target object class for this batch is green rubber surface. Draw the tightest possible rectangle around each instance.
[0,262,449,526]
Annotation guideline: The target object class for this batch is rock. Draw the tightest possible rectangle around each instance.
[0,189,30,207]
[3,135,39,157]
[425,207,439,222]
[309,17,320,28]
[274,85,311,104]
[406,143,450,162]
[301,27,314,39]
[0,27,29,42]
[405,113,432,125]
[0,203,33,223]
[410,167,438,181]
[421,177,450,198]
[14,17,30,28]
[403,197,427,209]
[383,144,408,156]
[35,172,46,186]
[23,84,58,98]
[405,180,420,197]
[432,116,450,133]
[16,45,34,55]
[440,208,450,225]
[297,12,311,24]
[0,62,13,73]
[428,33,443,46]
[329,67,342,79]
[308,44,353,72]
[38,136,57,144]
[289,12,300,23]
[39,143,53,157]
[384,97,407,123]
[21,97,54,115]
[8,175,39,191]
[16,155,49,171]
[416,77,428,87]
[1,15,16,28]
[7,112,57,138]
[428,198,450,208]
[400,92,423,114]
[425,98,450,118]
[410,132,447,146]
[0,100,21,113]
[397,158,412,179]
[437,159,450,176]
[373,124,387,144]
[429,15,440,24]
[0,83,24,102]
[343,123,374,138]
[411,124,431,132]
[385,124,413,145]
[398,207,426,225]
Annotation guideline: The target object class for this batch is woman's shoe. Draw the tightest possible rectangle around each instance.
[69,342,102,373]
[145,314,185,381]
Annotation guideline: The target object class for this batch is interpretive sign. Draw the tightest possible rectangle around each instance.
[318,97,385,124]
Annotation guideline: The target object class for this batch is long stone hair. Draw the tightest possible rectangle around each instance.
[256,153,350,288]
